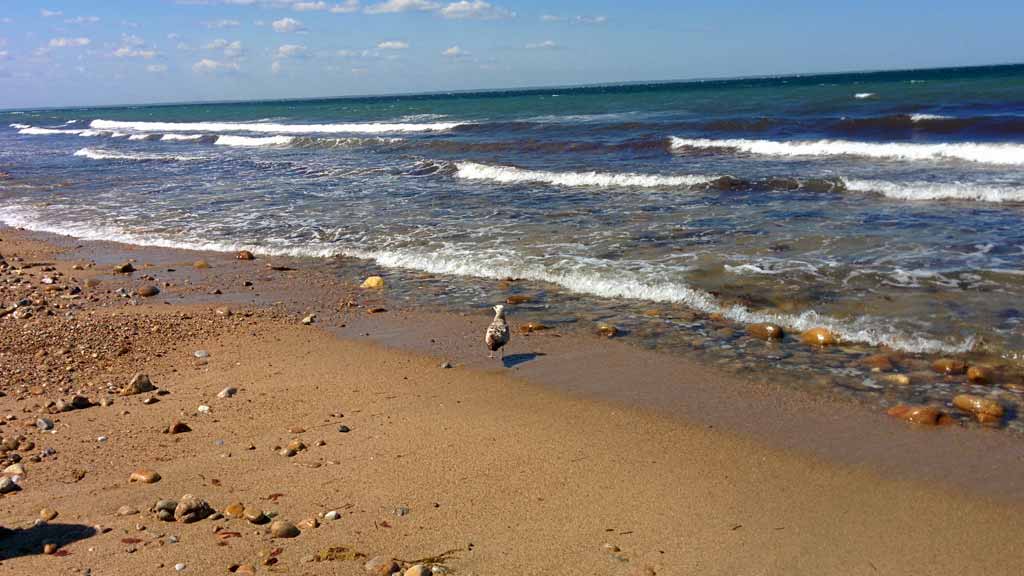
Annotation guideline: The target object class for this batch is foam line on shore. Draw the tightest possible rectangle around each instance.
[90,118,465,134]
[453,161,718,188]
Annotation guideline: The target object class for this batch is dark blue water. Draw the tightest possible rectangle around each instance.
[3,64,1024,425]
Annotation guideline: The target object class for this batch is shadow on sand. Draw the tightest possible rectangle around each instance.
[503,352,546,368]
[0,523,97,560]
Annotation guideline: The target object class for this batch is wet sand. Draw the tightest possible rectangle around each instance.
[1,227,1023,575]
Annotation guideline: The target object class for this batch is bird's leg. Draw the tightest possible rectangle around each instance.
[500,348,504,359]
[488,351,495,359]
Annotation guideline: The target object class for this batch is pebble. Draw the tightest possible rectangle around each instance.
[440,362,453,369]
[747,323,784,341]
[194,260,210,269]
[361,276,385,289]
[174,494,213,523]
[364,556,400,576]
[129,468,161,484]
[886,405,949,426]
[520,322,549,333]
[217,387,237,399]
[39,508,58,521]
[883,374,911,386]
[597,323,619,338]
[197,405,211,414]
[405,565,431,576]
[174,563,186,571]
[229,564,256,575]
[302,314,316,325]
[36,417,54,431]
[137,285,160,298]
[116,505,140,516]
[98,435,109,442]
[244,508,270,525]
[952,394,1004,424]
[338,425,351,433]
[224,502,245,518]
[967,365,994,384]
[215,307,233,317]
[236,250,255,261]
[43,543,58,555]
[932,358,968,375]
[168,421,192,434]
[122,373,156,396]
[270,520,301,538]
[0,476,20,494]
[113,262,135,274]
[324,510,340,521]
[4,463,25,475]
[800,327,837,347]
[193,350,209,359]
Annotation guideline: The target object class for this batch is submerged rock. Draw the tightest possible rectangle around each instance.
[967,365,994,384]
[952,394,1004,424]
[360,276,385,289]
[886,405,950,426]
[800,327,837,347]
[932,358,967,375]
[747,323,784,341]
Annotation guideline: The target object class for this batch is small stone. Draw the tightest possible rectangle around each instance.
[405,565,431,576]
[116,505,139,516]
[886,405,950,426]
[36,417,54,431]
[302,314,316,325]
[244,508,270,525]
[296,517,319,530]
[224,502,245,518]
[883,374,911,386]
[122,373,156,396]
[4,463,25,475]
[43,543,58,555]
[747,323,784,341]
[129,468,161,484]
[193,350,209,359]
[215,307,233,317]
[168,421,192,434]
[338,425,351,433]
[440,362,452,369]
[967,365,994,384]
[174,494,213,523]
[143,397,159,405]
[193,260,210,269]
[40,508,58,521]
[287,439,306,452]
[932,358,968,375]
[217,387,237,399]
[230,564,256,575]
[174,563,186,571]
[0,476,20,494]
[800,327,837,347]
[113,262,135,274]
[279,448,296,457]
[952,394,1004,424]
[236,250,255,261]
[361,276,385,289]
[70,395,93,409]
[364,556,400,576]
[861,354,895,372]
[597,324,619,338]
[505,295,532,305]
[324,510,340,521]
[519,322,549,334]
[137,285,160,298]
[270,520,300,538]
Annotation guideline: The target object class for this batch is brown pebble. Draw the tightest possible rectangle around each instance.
[952,394,1004,424]
[270,520,300,538]
[168,421,192,434]
[39,508,58,521]
[597,324,619,338]
[237,250,255,261]
[800,327,837,347]
[886,405,951,426]
[193,260,210,269]
[129,469,161,484]
[967,365,994,384]
[932,358,967,375]
[505,295,532,305]
[43,543,57,555]
[137,285,160,297]
[747,323,784,341]
[224,502,245,518]
[365,556,400,576]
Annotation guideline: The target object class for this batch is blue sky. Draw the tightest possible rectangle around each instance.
[0,1,1021,108]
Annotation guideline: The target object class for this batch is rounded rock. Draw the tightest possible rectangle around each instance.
[800,327,837,347]
[217,387,237,399]
[39,508,59,521]
[129,468,161,484]
[244,508,270,525]
[405,565,431,576]
[137,285,160,298]
[236,250,255,261]
[952,394,1004,424]
[967,365,994,384]
[360,276,385,289]
[886,405,948,426]
[270,520,300,538]
[932,358,967,375]
[747,323,784,341]
[174,494,213,523]
[364,556,401,576]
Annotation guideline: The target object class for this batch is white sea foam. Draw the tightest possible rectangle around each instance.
[90,118,464,134]
[0,202,973,355]
[160,133,205,142]
[73,147,204,162]
[854,92,877,99]
[9,123,31,129]
[128,134,158,141]
[213,135,295,147]
[18,127,84,135]
[909,113,952,122]
[670,137,1024,165]
[454,161,716,188]
[843,178,1024,203]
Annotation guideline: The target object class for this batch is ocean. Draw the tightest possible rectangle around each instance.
[3,63,1024,423]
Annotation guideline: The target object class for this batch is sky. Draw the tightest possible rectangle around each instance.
[0,0,1022,109]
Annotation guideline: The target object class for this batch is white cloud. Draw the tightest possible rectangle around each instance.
[525,40,558,49]
[205,39,244,57]
[293,1,326,9]
[177,42,193,51]
[205,19,241,28]
[271,60,284,74]
[275,43,306,58]
[442,45,468,57]
[40,9,63,18]
[540,14,564,22]
[65,16,100,24]
[193,58,240,73]
[114,46,157,58]
[364,0,438,14]
[272,17,305,32]
[330,1,360,12]
[122,34,145,47]
[147,64,168,73]
[576,15,607,24]
[377,40,408,49]
[337,49,357,57]
[49,37,91,48]
[440,1,511,20]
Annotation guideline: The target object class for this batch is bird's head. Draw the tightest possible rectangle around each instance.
[492,304,506,318]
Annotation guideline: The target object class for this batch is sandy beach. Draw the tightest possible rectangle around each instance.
[1,226,1023,575]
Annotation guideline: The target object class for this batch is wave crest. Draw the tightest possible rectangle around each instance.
[90,119,464,134]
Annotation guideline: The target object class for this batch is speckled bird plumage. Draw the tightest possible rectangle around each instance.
[486,304,510,358]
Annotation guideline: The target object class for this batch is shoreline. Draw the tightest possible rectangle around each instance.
[2,226,1024,573]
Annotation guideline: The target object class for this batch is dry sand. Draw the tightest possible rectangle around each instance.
[1,228,1023,575]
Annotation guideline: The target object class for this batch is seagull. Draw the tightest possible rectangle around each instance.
[485,304,510,359]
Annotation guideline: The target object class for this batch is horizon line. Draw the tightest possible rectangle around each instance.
[3,60,1022,114]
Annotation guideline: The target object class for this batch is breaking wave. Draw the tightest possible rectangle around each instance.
[670,136,1024,165]
[90,119,465,134]
[213,135,295,147]
[73,147,205,162]
[453,161,718,188]
[843,178,1024,203]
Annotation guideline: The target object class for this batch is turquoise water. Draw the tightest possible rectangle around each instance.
[3,63,1024,424]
